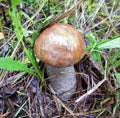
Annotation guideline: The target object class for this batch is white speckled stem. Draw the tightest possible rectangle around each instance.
[46,65,76,101]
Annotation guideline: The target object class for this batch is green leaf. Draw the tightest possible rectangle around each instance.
[22,0,35,3]
[97,36,120,50]
[8,0,47,86]
[23,44,43,80]
[11,0,20,9]
[22,28,29,37]
[85,33,96,44]
[0,57,35,76]
[9,0,23,39]
[91,51,101,62]
[115,73,120,86]
[85,32,97,51]
[85,33,101,62]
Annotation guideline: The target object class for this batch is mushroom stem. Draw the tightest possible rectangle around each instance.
[46,64,76,101]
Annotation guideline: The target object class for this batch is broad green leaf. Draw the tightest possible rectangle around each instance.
[115,73,120,86]
[0,57,35,76]
[97,36,120,50]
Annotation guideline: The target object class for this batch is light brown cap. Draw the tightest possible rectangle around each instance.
[34,23,86,67]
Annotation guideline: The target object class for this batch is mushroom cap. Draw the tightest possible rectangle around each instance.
[34,23,86,67]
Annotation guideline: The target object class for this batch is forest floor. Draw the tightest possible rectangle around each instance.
[0,0,120,118]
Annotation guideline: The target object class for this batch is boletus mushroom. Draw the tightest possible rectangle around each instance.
[34,23,86,101]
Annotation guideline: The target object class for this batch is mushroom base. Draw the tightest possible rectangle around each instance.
[46,65,76,101]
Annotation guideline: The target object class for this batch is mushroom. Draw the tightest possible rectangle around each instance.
[34,23,86,101]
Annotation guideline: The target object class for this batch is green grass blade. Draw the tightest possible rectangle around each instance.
[23,44,43,80]
[110,49,120,62]
[14,100,27,117]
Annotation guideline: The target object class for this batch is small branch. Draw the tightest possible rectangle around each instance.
[75,77,107,103]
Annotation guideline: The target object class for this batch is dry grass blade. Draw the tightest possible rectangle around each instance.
[76,58,108,103]
[23,0,48,26]
[43,0,82,30]
[54,96,76,118]
[88,0,104,26]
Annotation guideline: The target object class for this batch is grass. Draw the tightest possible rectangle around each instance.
[0,0,120,117]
